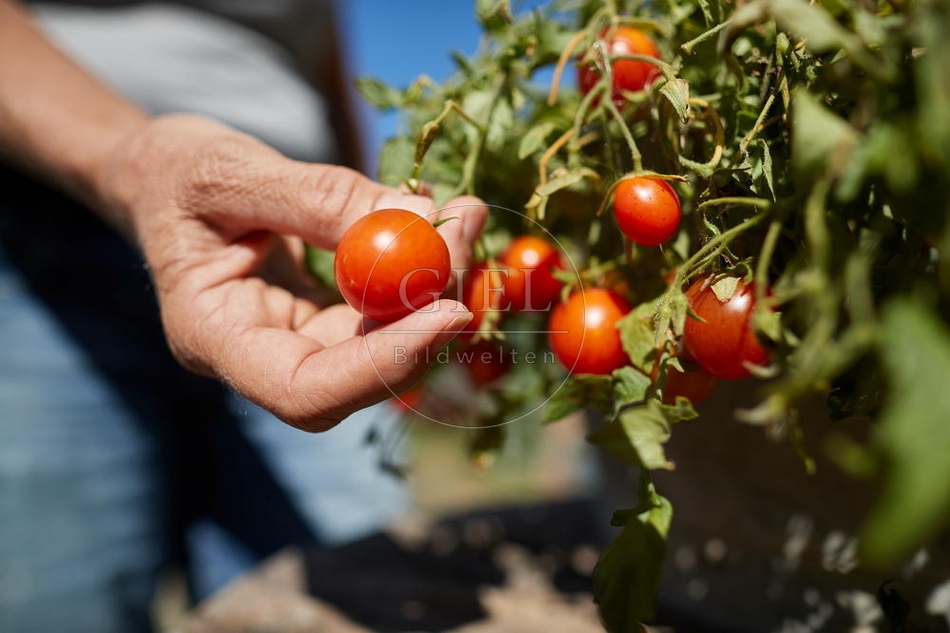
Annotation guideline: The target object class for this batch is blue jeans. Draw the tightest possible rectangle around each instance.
[0,169,408,633]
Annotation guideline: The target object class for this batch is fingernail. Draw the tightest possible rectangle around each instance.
[432,313,473,348]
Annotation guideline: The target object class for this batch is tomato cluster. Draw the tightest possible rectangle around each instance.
[460,234,567,337]
[338,26,774,410]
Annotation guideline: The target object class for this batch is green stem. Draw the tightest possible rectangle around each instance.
[739,92,776,155]
[755,215,783,300]
[604,97,643,172]
[680,21,729,54]
[410,100,484,189]
[677,206,770,284]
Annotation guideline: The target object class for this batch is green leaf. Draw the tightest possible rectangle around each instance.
[462,88,495,126]
[659,78,691,122]
[518,121,557,159]
[305,245,337,291]
[535,169,588,197]
[751,138,776,200]
[668,291,690,337]
[476,0,511,32]
[354,76,404,110]
[589,399,696,470]
[769,0,856,54]
[543,373,614,424]
[376,136,415,186]
[531,13,577,64]
[859,298,950,567]
[613,366,652,410]
[593,480,672,630]
[791,89,857,179]
[618,300,661,374]
[710,276,739,301]
[449,50,476,77]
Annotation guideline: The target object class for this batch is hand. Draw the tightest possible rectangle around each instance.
[99,114,487,431]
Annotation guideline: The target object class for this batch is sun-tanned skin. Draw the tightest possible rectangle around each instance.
[0,0,487,431]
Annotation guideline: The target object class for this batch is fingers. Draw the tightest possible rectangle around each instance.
[164,130,488,272]
[215,300,473,432]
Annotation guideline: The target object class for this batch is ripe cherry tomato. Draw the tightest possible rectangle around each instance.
[457,340,512,387]
[548,288,632,375]
[498,235,565,312]
[613,177,682,246]
[578,26,661,106]
[662,366,719,404]
[682,277,771,380]
[460,262,506,339]
[334,208,450,322]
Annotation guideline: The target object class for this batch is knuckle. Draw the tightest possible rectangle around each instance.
[173,137,259,217]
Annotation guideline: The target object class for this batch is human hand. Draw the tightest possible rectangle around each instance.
[98,114,487,431]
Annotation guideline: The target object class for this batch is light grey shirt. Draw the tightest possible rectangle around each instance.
[30,1,338,162]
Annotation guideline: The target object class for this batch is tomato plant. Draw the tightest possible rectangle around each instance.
[612,176,681,246]
[334,208,450,322]
[548,288,632,375]
[682,277,771,380]
[336,0,950,629]
[498,235,565,312]
[577,25,661,106]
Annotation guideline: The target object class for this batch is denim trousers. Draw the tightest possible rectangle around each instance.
[0,169,408,633]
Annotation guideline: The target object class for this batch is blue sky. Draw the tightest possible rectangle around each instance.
[344,1,484,174]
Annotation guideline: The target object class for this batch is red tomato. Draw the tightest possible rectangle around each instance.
[498,235,565,312]
[662,366,719,404]
[548,288,632,375]
[613,177,682,246]
[334,208,450,322]
[682,277,771,380]
[578,26,661,106]
[457,340,512,387]
[460,262,506,339]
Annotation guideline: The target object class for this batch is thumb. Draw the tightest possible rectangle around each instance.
[218,299,473,432]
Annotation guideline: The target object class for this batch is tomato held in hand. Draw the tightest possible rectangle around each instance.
[578,26,661,106]
[682,277,771,380]
[499,235,565,312]
[548,288,632,375]
[334,208,450,322]
[613,177,682,247]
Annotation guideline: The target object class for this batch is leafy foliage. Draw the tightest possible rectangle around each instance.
[336,0,950,628]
